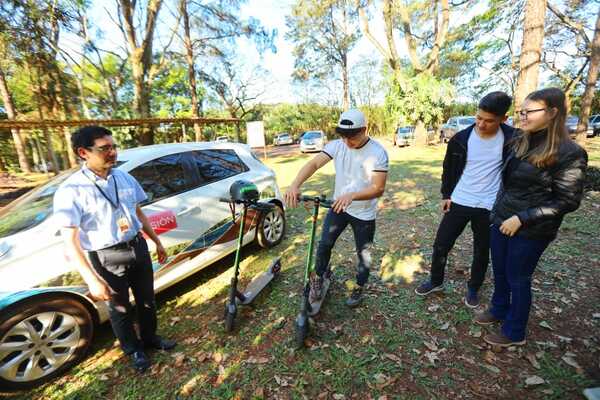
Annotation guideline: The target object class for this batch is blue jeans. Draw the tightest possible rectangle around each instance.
[315,210,375,286]
[489,225,551,341]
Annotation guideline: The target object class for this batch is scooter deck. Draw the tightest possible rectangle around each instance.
[308,277,331,316]
[238,258,281,305]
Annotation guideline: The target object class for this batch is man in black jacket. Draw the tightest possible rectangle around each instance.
[415,92,515,308]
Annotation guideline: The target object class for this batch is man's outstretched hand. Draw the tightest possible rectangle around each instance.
[284,186,300,208]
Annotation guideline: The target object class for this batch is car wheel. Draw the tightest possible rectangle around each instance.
[257,204,286,248]
[0,296,94,390]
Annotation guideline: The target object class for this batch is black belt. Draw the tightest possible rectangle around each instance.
[101,233,142,251]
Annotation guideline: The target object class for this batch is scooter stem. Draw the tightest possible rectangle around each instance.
[229,202,248,305]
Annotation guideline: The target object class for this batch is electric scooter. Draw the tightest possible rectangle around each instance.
[294,194,333,348]
[221,180,282,333]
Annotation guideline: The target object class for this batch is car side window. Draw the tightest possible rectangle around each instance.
[129,153,192,204]
[189,149,249,187]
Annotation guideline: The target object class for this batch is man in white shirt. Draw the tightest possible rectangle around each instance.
[415,92,515,308]
[284,109,388,307]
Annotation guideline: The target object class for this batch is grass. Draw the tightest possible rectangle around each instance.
[4,137,600,399]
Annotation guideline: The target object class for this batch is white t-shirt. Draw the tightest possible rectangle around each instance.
[322,138,389,221]
[451,127,504,211]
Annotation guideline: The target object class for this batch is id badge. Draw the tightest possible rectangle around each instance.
[116,211,130,233]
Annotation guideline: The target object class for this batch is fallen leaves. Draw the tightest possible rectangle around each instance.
[539,320,554,330]
[525,375,545,386]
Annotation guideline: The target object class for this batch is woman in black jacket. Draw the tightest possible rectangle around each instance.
[474,88,588,347]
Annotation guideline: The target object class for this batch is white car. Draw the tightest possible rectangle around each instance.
[439,116,476,143]
[394,126,415,147]
[215,136,230,143]
[0,142,285,389]
[299,131,326,153]
[273,133,293,146]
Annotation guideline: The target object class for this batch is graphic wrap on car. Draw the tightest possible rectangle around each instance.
[151,207,261,275]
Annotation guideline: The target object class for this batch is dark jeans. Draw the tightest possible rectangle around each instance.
[489,225,551,341]
[89,235,157,355]
[430,202,490,290]
[315,210,375,286]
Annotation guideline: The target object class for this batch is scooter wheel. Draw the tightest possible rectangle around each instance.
[294,320,309,349]
[271,259,282,275]
[225,311,235,333]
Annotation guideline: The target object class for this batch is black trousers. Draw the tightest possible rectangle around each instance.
[430,202,490,290]
[315,210,376,286]
[89,234,157,355]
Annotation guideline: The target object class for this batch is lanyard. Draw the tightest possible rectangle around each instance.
[83,170,120,209]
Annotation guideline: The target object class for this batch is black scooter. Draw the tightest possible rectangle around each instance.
[294,194,333,348]
[221,180,282,333]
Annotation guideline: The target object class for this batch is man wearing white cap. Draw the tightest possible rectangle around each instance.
[284,109,389,307]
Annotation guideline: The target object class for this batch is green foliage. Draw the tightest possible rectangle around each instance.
[385,72,455,128]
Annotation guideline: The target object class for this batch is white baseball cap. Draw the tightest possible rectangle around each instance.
[336,109,366,135]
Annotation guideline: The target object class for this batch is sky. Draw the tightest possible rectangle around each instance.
[58,0,594,107]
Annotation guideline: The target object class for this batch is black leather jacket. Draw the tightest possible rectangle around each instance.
[491,131,588,240]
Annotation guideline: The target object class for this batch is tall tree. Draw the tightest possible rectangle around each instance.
[357,0,456,145]
[513,0,548,112]
[575,6,600,144]
[0,65,31,172]
[287,0,359,110]
[117,0,165,145]
[179,0,202,141]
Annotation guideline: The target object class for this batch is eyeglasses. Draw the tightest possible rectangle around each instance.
[517,108,546,120]
[87,144,118,153]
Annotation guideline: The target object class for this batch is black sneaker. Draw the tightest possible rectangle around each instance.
[146,336,177,351]
[464,286,480,308]
[309,275,324,303]
[414,280,444,296]
[130,351,151,373]
[345,287,363,308]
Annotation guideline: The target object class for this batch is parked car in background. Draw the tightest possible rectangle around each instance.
[589,114,600,137]
[273,132,294,146]
[394,126,415,147]
[0,142,285,389]
[439,116,476,143]
[215,136,230,143]
[299,130,326,153]
[565,116,595,138]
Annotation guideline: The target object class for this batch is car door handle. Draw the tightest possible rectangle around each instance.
[177,205,200,216]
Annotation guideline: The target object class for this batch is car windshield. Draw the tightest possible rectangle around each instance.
[0,169,76,239]
[566,116,578,124]
[303,132,322,139]
[459,117,476,125]
[397,127,413,137]
[278,134,290,139]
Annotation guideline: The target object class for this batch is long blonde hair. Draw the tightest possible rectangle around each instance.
[513,87,570,168]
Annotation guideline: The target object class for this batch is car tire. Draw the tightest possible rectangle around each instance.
[256,204,286,248]
[0,296,94,390]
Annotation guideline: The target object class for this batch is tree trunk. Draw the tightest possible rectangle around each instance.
[0,66,32,173]
[514,0,547,112]
[342,54,350,110]
[54,72,78,168]
[575,8,600,145]
[180,0,203,141]
[119,0,163,145]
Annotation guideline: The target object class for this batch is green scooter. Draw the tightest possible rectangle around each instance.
[221,180,282,333]
[294,194,333,348]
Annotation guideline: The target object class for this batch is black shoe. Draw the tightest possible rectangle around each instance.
[146,336,177,351]
[414,280,444,296]
[130,351,151,373]
[345,287,363,308]
[464,285,480,308]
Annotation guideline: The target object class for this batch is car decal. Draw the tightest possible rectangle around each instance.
[146,210,178,235]
[151,207,261,276]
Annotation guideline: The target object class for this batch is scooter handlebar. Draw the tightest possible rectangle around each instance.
[298,195,333,208]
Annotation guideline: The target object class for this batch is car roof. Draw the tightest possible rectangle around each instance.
[118,142,252,165]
